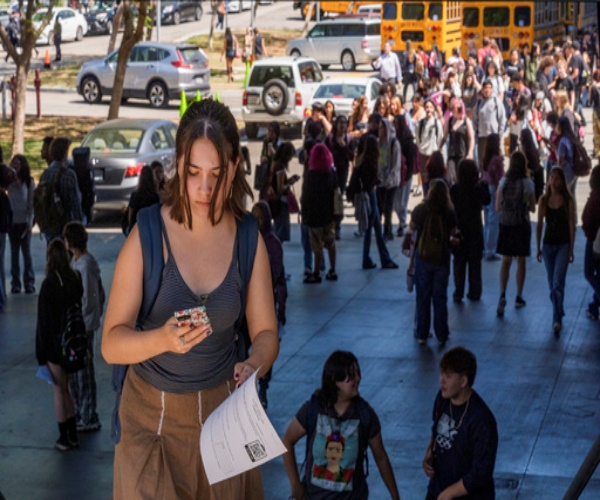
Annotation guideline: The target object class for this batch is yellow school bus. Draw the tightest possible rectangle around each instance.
[461,1,596,60]
[561,1,597,37]
[296,1,376,19]
[380,1,462,57]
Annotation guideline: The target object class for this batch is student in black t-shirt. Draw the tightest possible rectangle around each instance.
[551,61,576,109]
[423,347,498,500]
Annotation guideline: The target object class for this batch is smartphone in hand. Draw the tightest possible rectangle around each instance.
[174,306,213,336]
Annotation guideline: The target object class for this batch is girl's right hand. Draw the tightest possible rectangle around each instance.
[162,317,211,355]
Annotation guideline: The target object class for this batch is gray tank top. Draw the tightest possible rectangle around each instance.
[134,216,242,393]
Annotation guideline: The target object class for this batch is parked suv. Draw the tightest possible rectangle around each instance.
[242,56,323,139]
[76,42,210,108]
[286,15,380,71]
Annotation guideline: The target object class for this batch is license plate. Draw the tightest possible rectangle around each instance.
[93,170,103,182]
[195,77,203,84]
[247,94,259,105]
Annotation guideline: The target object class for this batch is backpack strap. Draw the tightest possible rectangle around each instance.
[235,212,259,361]
[111,203,163,445]
[301,393,321,481]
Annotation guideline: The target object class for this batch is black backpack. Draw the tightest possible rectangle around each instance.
[57,272,88,373]
[33,168,67,235]
[572,140,592,177]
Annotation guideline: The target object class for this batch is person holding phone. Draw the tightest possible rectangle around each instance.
[102,99,279,498]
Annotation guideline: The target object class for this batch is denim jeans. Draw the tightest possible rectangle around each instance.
[363,189,392,267]
[414,253,450,341]
[301,222,313,272]
[483,184,499,258]
[394,176,413,229]
[9,223,35,292]
[542,243,570,323]
[584,239,600,308]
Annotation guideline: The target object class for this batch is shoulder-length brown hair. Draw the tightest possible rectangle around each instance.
[46,238,77,280]
[162,99,253,228]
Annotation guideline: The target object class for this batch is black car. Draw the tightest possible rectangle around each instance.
[161,0,203,25]
[84,1,115,35]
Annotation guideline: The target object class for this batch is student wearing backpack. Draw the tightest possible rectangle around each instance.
[101,99,279,498]
[282,351,400,500]
[495,152,536,317]
[35,138,83,242]
[36,239,84,451]
[410,179,458,346]
[378,118,402,241]
[63,222,103,432]
[556,115,578,196]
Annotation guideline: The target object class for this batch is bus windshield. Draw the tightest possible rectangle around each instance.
[402,3,425,20]
[483,6,509,27]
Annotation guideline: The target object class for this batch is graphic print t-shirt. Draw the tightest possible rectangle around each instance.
[296,396,380,499]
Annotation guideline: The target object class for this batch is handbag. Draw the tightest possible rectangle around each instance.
[287,188,299,214]
[333,187,344,217]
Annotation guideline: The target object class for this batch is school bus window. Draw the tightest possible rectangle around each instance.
[401,31,425,43]
[463,7,479,27]
[429,3,443,21]
[483,7,509,27]
[514,6,531,27]
[382,2,397,20]
[402,3,425,21]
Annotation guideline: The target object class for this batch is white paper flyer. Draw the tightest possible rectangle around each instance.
[200,369,286,485]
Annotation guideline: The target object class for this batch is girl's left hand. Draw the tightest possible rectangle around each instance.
[233,362,257,388]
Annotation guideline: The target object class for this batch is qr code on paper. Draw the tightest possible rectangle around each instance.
[244,440,267,462]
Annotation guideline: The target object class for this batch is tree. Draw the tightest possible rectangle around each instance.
[0,0,56,156]
[301,1,316,36]
[107,2,124,54]
[107,0,148,119]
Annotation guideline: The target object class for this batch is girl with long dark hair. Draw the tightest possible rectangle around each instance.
[36,238,84,451]
[282,351,399,500]
[557,114,578,195]
[220,27,239,83]
[535,168,575,335]
[450,159,491,302]
[410,179,458,346]
[393,114,416,236]
[582,165,600,320]
[519,127,545,201]
[7,154,35,294]
[495,152,536,316]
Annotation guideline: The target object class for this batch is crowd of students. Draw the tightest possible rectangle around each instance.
[254,32,600,343]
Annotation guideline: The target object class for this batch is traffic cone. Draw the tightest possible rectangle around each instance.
[195,90,202,102]
[43,49,51,69]
[214,91,221,103]
[243,61,251,89]
[179,90,188,117]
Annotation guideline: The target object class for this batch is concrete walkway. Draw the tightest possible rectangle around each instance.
[1,203,600,498]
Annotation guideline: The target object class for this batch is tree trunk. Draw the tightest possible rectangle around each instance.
[302,1,316,36]
[145,0,156,41]
[107,0,148,120]
[107,2,124,54]
[0,0,56,155]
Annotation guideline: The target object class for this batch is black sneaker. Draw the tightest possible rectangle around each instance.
[515,296,527,309]
[497,296,507,317]
[55,437,71,452]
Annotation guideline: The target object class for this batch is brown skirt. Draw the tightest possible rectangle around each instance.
[114,368,264,500]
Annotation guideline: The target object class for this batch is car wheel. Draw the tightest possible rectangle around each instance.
[173,11,180,25]
[82,76,102,104]
[76,26,84,41]
[290,49,301,58]
[245,122,259,139]
[341,50,355,71]
[148,81,169,108]
[262,78,288,116]
[106,20,113,35]
[195,5,203,20]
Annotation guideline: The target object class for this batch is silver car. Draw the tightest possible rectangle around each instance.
[286,16,381,71]
[81,119,177,211]
[309,77,381,116]
[76,42,210,108]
